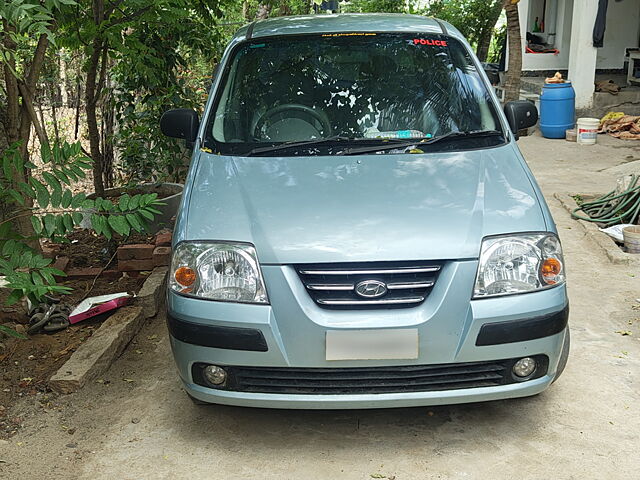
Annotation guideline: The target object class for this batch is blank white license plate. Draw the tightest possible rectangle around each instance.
[325,329,419,361]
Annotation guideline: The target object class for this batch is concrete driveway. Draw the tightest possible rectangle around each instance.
[1,133,639,479]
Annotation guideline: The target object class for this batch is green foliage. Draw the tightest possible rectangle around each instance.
[54,1,229,184]
[423,0,503,53]
[0,141,164,307]
[342,0,406,14]
[487,22,506,63]
[0,324,27,339]
[0,0,74,87]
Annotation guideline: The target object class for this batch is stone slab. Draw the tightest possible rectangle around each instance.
[49,305,144,394]
[554,192,640,266]
[48,266,167,394]
[135,266,167,319]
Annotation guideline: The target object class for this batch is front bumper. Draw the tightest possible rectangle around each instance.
[167,261,569,409]
[182,371,556,409]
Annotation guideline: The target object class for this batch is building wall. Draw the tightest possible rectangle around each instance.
[596,0,640,69]
[518,0,573,71]
[517,0,639,72]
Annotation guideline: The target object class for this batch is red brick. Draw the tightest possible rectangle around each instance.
[152,246,171,266]
[154,232,172,247]
[101,269,122,279]
[51,256,70,274]
[66,267,103,278]
[41,245,60,259]
[117,244,154,261]
[117,259,155,272]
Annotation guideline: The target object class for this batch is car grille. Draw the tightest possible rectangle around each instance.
[192,357,549,395]
[295,261,443,309]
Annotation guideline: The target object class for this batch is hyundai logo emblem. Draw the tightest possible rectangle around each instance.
[355,280,388,298]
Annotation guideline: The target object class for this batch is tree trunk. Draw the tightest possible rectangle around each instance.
[85,37,105,196]
[476,0,504,62]
[1,24,48,250]
[2,20,20,147]
[503,0,522,103]
[101,84,114,189]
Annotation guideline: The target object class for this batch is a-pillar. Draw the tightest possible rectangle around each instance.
[567,0,599,111]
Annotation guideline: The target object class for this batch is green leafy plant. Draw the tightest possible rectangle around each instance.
[0,140,164,309]
[0,324,27,339]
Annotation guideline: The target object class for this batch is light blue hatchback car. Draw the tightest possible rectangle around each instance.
[160,13,569,409]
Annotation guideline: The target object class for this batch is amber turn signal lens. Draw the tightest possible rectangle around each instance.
[175,266,196,287]
[541,258,562,284]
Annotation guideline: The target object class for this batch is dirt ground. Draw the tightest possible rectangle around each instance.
[0,230,149,426]
[1,132,639,479]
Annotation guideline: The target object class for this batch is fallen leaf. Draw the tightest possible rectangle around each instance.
[615,330,632,336]
[371,474,386,479]
[123,378,135,383]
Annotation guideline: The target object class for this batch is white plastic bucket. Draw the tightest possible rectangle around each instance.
[623,225,640,254]
[577,117,599,145]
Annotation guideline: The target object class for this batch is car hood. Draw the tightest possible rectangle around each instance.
[183,145,546,264]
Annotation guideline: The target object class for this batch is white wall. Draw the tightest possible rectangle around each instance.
[596,0,640,69]
[518,0,574,71]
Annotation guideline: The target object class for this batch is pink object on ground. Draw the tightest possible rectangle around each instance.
[68,293,131,324]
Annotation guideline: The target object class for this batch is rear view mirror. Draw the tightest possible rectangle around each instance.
[160,109,200,143]
[504,101,538,139]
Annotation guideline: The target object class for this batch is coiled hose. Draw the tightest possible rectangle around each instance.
[571,174,640,227]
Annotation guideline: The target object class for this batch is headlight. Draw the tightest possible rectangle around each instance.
[169,242,268,304]
[473,233,565,298]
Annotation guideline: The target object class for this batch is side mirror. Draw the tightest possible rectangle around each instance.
[160,109,200,142]
[504,100,538,139]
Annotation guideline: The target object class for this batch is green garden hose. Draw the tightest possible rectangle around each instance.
[571,174,640,227]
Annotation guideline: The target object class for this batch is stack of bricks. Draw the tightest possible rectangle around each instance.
[117,230,172,272]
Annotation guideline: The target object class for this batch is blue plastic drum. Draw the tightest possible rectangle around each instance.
[539,82,576,139]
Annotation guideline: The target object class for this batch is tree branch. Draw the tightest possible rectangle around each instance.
[105,5,153,29]
[104,0,126,17]
[17,83,50,151]
[26,34,49,90]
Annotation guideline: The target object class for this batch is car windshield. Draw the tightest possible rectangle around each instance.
[207,33,502,155]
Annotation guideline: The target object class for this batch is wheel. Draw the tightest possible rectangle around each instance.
[186,391,209,405]
[552,327,570,383]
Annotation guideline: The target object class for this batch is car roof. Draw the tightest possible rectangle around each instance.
[233,13,464,42]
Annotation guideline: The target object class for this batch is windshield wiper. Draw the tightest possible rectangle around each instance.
[340,130,504,155]
[245,136,353,156]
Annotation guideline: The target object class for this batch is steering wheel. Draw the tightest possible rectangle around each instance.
[253,104,332,141]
